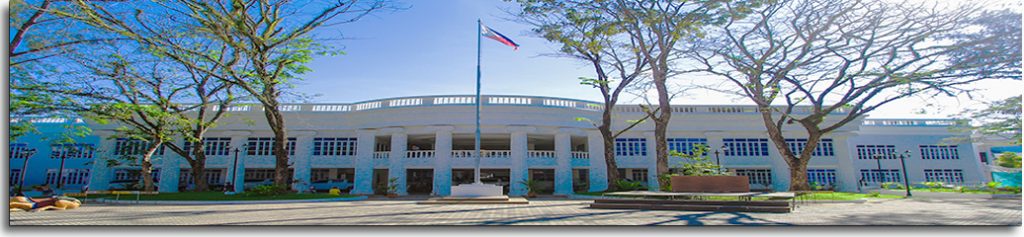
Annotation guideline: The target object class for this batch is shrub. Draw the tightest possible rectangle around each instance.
[920,182,945,190]
[613,179,645,191]
[881,182,904,189]
[866,191,881,197]
[248,184,290,196]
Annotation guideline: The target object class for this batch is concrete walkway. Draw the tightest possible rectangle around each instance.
[10,198,1020,226]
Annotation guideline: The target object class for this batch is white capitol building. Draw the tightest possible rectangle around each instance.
[13,94,989,196]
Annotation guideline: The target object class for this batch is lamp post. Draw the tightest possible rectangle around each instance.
[714,145,728,167]
[872,153,886,188]
[894,150,913,197]
[16,148,38,195]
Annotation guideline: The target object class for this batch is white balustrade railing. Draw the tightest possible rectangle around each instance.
[863,119,957,127]
[451,150,512,158]
[527,150,556,158]
[372,151,389,159]
[571,152,590,159]
[406,150,435,158]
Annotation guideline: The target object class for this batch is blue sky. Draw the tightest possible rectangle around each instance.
[294,0,1021,119]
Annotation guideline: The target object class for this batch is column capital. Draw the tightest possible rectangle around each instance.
[557,127,583,135]
[703,131,728,137]
[223,130,253,137]
[290,130,318,137]
[429,125,455,132]
[380,127,406,134]
[506,125,536,133]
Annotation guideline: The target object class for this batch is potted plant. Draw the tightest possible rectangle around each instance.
[520,179,541,198]
[385,177,400,198]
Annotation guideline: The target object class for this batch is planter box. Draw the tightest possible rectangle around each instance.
[671,176,750,193]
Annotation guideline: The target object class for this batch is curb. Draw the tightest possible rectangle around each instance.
[89,196,368,205]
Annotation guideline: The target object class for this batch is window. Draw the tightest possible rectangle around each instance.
[723,138,769,157]
[114,138,165,156]
[44,169,91,185]
[920,145,959,160]
[10,143,31,159]
[112,169,159,182]
[184,137,232,156]
[859,169,902,183]
[924,169,964,184]
[50,144,94,159]
[856,145,896,159]
[614,138,647,157]
[247,137,297,156]
[807,169,837,185]
[179,169,225,185]
[617,168,648,183]
[10,169,22,185]
[244,169,292,182]
[734,169,772,186]
[667,138,708,156]
[785,139,834,156]
[313,137,358,156]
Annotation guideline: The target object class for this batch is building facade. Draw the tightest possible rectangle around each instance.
[8,95,989,195]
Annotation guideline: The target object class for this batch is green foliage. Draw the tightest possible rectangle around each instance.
[866,191,881,198]
[996,152,1022,168]
[613,179,645,191]
[920,182,946,190]
[669,144,729,176]
[247,184,291,196]
[957,96,1022,145]
[520,179,542,194]
[881,182,904,190]
[386,177,401,195]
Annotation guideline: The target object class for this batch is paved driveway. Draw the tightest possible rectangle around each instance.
[9,198,1021,226]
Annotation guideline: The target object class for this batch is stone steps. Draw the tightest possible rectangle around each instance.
[417,196,530,205]
[589,199,792,213]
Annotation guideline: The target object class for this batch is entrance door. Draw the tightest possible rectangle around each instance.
[528,169,555,194]
[480,169,510,195]
[372,169,389,195]
[573,169,589,192]
[406,169,434,194]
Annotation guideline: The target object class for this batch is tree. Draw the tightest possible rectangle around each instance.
[59,0,393,187]
[8,0,119,141]
[960,96,1022,145]
[600,0,761,190]
[690,0,1020,190]
[996,152,1022,169]
[511,0,653,186]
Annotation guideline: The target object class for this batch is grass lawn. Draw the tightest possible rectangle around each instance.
[884,187,1020,195]
[574,190,902,201]
[81,192,358,201]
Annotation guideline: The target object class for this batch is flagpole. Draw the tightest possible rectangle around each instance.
[474,19,483,184]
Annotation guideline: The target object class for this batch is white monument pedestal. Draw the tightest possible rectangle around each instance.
[450,183,504,197]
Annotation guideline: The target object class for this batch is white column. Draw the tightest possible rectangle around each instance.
[554,129,574,195]
[643,131,659,191]
[831,132,858,192]
[704,131,727,168]
[508,126,533,196]
[587,130,608,192]
[227,131,251,193]
[767,133,791,191]
[291,131,317,193]
[387,128,408,196]
[351,129,376,195]
[157,155,181,193]
[432,126,454,196]
[87,131,117,191]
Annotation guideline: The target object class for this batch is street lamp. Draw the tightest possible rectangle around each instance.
[229,145,245,193]
[894,150,913,197]
[872,153,886,188]
[713,145,728,167]
[16,148,38,195]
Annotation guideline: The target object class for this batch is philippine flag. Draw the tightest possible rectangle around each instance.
[481,24,520,50]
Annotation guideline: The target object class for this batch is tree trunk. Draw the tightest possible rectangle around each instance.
[139,141,162,192]
[600,127,620,189]
[652,73,672,191]
[189,160,208,192]
[262,104,290,187]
